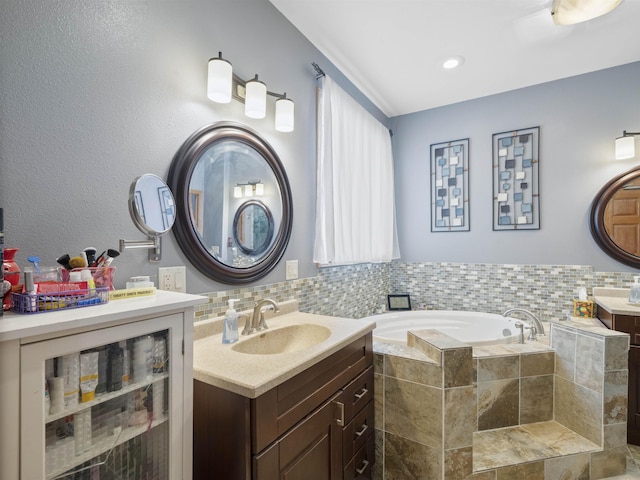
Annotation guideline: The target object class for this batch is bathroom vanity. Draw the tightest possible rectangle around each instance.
[594,287,640,445]
[192,309,376,479]
[0,290,206,480]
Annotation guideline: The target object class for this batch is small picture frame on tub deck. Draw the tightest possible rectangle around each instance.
[387,294,411,311]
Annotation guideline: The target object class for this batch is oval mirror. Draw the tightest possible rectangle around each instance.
[129,173,176,236]
[168,122,293,284]
[590,165,640,268]
[233,200,274,257]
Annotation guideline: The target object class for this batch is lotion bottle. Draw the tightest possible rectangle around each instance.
[630,276,640,304]
[222,299,239,344]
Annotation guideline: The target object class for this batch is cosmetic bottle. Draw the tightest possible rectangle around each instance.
[222,299,239,344]
[107,343,124,392]
[630,276,640,304]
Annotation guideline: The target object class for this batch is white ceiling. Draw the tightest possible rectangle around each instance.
[269,0,640,117]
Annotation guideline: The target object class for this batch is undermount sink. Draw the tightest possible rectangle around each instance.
[231,323,332,355]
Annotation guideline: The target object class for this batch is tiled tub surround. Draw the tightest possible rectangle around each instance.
[372,321,629,480]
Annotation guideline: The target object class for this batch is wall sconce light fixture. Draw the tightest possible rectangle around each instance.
[207,52,294,132]
[551,0,622,25]
[234,181,264,198]
[615,131,640,160]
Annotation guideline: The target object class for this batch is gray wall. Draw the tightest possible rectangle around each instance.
[0,0,385,293]
[390,61,640,272]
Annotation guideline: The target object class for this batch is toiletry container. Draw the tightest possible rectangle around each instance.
[630,276,640,304]
[222,299,239,344]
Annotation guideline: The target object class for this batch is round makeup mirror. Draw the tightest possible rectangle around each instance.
[167,122,292,284]
[590,165,640,268]
[129,173,176,236]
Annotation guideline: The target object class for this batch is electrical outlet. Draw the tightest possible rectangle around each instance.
[158,266,187,292]
[285,260,298,280]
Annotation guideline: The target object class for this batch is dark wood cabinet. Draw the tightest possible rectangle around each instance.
[597,308,640,444]
[193,333,374,479]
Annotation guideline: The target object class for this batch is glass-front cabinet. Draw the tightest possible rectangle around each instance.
[20,314,185,479]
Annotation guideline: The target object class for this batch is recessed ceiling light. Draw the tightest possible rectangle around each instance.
[443,56,465,70]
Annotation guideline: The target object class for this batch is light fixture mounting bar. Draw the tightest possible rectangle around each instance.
[231,73,286,103]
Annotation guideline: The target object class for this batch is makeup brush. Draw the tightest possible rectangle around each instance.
[98,249,121,267]
[56,254,73,271]
[69,256,88,269]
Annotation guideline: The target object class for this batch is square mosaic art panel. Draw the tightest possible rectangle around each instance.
[492,127,540,230]
[430,138,469,232]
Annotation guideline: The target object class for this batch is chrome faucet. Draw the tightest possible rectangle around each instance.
[502,308,545,341]
[242,298,279,335]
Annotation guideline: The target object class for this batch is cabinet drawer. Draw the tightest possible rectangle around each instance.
[343,399,374,464]
[343,434,375,480]
[338,365,374,425]
[252,333,372,453]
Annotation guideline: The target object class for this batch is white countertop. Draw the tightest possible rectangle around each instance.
[193,311,376,398]
[0,290,207,342]
[593,287,640,316]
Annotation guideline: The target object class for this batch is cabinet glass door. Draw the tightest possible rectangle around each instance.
[21,314,184,480]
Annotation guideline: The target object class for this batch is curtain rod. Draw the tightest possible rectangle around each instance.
[311,62,325,78]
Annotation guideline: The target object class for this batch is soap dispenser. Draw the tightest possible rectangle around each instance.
[630,277,640,304]
[222,299,239,344]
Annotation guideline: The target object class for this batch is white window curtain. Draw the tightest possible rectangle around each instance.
[313,75,400,266]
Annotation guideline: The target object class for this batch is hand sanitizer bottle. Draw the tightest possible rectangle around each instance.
[630,277,640,304]
[222,299,239,344]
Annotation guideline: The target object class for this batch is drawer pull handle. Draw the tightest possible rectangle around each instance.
[335,401,345,427]
[355,459,369,475]
[354,423,368,438]
[354,387,368,400]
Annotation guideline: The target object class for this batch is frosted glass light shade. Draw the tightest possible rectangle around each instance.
[275,97,295,132]
[244,184,253,197]
[245,75,267,119]
[207,53,232,103]
[255,183,264,196]
[616,135,636,160]
[551,0,622,25]
[233,186,243,198]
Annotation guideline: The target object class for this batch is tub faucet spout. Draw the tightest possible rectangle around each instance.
[502,308,545,340]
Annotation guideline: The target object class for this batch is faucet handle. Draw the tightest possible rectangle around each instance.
[240,314,253,336]
[256,311,269,331]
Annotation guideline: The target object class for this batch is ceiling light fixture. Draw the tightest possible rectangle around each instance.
[442,56,465,70]
[206,52,295,132]
[615,130,639,160]
[551,0,622,26]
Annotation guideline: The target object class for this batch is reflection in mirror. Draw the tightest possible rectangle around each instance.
[233,200,274,259]
[168,122,293,284]
[590,165,640,268]
[129,174,176,236]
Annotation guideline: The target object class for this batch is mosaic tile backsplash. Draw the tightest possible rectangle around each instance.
[194,261,636,323]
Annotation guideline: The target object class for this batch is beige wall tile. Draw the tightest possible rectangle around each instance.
[604,369,629,425]
[495,461,544,480]
[554,376,603,446]
[575,334,604,393]
[444,386,475,449]
[603,422,628,450]
[520,351,555,377]
[520,375,553,424]
[373,429,384,480]
[477,355,519,382]
[384,431,442,480]
[385,376,442,448]
[605,335,630,371]
[477,379,519,430]
[468,471,496,480]
[385,354,442,387]
[445,446,472,480]
[444,347,473,388]
[375,373,384,429]
[590,445,627,479]
[543,453,589,480]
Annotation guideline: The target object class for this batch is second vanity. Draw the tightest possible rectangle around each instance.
[192,301,376,480]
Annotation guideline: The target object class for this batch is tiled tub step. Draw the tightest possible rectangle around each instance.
[473,421,600,475]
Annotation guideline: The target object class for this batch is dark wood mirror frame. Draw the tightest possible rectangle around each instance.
[168,122,293,284]
[590,165,640,268]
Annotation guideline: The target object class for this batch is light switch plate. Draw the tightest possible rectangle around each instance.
[286,260,298,280]
[158,266,187,292]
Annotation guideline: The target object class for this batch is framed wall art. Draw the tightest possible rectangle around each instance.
[430,138,470,232]
[492,126,540,230]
